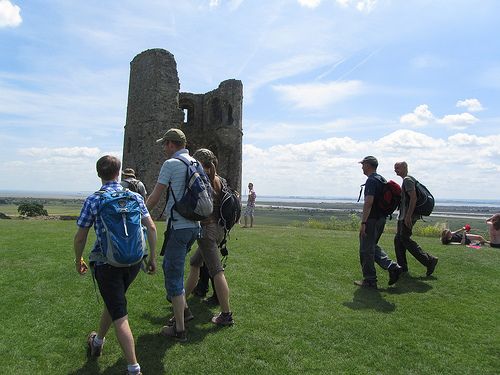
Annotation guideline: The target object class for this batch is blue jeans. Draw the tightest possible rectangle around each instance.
[359,217,396,282]
[162,227,199,299]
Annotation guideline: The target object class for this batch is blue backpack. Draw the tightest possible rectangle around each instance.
[97,190,146,267]
[170,156,213,221]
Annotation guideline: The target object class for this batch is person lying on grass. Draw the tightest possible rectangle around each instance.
[440,225,489,246]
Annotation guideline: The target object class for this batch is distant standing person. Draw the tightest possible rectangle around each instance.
[486,214,500,248]
[355,156,402,288]
[394,161,439,276]
[121,168,148,200]
[243,182,256,228]
[146,128,201,342]
[73,155,157,375]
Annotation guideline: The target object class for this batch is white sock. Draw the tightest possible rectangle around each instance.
[127,363,141,374]
[93,336,104,346]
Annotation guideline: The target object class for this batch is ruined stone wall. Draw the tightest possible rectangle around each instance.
[122,48,243,219]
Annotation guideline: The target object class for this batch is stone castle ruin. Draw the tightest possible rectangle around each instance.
[122,49,243,218]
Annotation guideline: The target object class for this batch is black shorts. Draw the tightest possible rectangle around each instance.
[94,263,141,321]
[491,243,500,248]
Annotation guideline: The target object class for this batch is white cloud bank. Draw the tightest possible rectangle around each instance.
[0,0,21,27]
[400,103,480,129]
[242,129,500,200]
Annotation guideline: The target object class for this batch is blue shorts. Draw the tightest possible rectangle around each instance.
[162,227,199,299]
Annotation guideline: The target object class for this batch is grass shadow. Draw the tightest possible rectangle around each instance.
[138,302,222,373]
[385,274,434,295]
[68,352,126,375]
[342,287,396,313]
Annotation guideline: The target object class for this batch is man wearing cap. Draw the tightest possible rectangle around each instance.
[121,168,147,200]
[356,156,402,288]
[146,128,201,342]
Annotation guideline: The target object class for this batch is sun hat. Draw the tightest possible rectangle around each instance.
[122,168,136,178]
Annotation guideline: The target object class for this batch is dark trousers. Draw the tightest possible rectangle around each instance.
[359,217,396,282]
[394,220,432,271]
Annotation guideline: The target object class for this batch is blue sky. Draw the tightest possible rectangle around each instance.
[1,0,499,199]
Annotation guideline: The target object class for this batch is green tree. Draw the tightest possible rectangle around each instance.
[17,202,48,217]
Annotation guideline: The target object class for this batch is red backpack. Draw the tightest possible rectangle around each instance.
[358,175,401,217]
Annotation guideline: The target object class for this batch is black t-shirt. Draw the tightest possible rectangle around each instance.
[364,173,385,219]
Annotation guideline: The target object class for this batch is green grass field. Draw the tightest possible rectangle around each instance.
[0,217,499,374]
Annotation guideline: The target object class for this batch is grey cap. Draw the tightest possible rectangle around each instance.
[359,155,378,167]
[155,128,187,144]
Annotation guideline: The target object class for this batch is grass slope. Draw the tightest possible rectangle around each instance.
[0,220,499,374]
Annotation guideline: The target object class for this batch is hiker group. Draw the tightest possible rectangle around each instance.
[74,128,241,375]
[355,156,438,289]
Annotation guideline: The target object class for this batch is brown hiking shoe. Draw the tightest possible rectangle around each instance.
[87,331,104,357]
[160,323,187,342]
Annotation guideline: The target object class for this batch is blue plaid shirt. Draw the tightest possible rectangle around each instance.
[77,181,150,263]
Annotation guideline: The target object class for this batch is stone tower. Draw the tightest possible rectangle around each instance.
[122,48,243,219]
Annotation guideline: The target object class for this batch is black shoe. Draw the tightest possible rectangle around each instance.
[353,280,377,289]
[202,295,220,306]
[426,257,438,276]
[388,265,402,285]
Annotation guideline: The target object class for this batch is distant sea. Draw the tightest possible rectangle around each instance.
[2,190,499,208]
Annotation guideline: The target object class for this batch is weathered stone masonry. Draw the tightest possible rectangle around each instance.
[122,48,243,218]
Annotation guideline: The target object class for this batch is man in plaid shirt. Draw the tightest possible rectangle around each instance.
[73,155,157,375]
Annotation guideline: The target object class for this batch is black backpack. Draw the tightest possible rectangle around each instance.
[123,179,140,194]
[413,180,435,216]
[218,177,241,261]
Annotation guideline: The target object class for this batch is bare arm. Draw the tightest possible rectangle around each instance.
[73,227,90,274]
[405,189,417,227]
[146,182,167,211]
[141,215,157,274]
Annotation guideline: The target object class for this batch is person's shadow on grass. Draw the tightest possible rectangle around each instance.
[343,287,396,313]
[136,303,222,373]
[69,352,127,375]
[384,274,433,295]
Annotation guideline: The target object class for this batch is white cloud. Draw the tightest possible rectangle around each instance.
[209,0,219,8]
[437,113,479,129]
[298,0,322,8]
[456,98,484,112]
[273,80,365,110]
[18,147,101,158]
[242,130,500,199]
[400,104,434,127]
[335,0,377,13]
[0,0,21,27]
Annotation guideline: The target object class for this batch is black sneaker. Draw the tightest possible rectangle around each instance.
[211,312,234,326]
[353,280,377,289]
[388,265,402,285]
[166,307,194,327]
[426,257,439,276]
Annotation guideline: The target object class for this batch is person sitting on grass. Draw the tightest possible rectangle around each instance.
[486,214,500,248]
[441,226,489,245]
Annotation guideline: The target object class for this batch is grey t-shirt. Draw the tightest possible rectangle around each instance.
[399,175,417,220]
